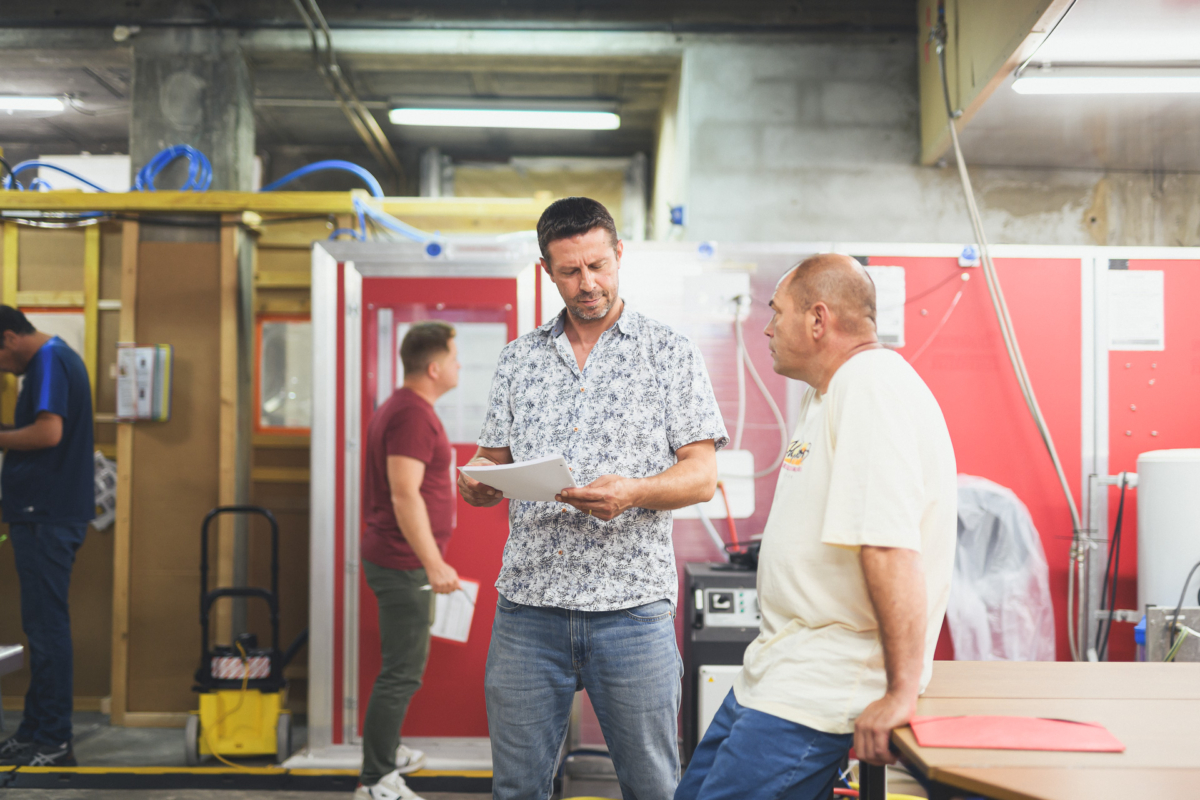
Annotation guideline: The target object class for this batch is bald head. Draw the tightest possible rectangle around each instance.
[783,254,877,336]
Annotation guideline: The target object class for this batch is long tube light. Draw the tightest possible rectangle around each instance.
[389,107,620,130]
[1013,67,1200,95]
[0,96,65,112]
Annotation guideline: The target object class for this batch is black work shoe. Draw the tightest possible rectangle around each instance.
[20,741,76,767]
[0,735,34,764]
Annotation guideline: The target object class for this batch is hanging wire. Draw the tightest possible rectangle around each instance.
[931,6,1084,659]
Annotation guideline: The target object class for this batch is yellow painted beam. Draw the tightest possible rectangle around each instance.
[216,214,240,646]
[15,290,86,307]
[253,433,311,449]
[110,219,138,727]
[251,466,311,483]
[1,223,18,425]
[84,225,101,407]
[255,270,311,289]
[0,190,549,220]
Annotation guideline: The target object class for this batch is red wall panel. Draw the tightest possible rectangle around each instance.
[1105,260,1200,661]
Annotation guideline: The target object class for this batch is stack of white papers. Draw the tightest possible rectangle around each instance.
[458,454,578,502]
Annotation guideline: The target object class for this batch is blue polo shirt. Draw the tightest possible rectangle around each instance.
[1,337,95,525]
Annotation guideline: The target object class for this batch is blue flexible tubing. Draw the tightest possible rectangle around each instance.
[134,145,213,192]
[260,160,384,198]
[2,161,112,192]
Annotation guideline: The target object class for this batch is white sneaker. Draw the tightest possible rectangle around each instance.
[395,744,427,775]
[354,769,425,800]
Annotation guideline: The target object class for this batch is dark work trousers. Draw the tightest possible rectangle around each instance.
[10,522,87,746]
[359,560,434,786]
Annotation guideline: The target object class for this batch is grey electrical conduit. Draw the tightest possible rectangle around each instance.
[932,20,1085,660]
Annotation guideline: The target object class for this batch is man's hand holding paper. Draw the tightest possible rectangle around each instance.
[556,474,635,521]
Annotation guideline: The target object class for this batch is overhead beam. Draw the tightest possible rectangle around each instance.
[917,0,1075,165]
[0,191,549,219]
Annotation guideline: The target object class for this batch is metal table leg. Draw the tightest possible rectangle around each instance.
[859,762,887,800]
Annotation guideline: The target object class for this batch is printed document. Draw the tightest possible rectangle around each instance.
[459,454,578,502]
[431,579,480,644]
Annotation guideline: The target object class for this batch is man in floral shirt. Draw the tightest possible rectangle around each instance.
[459,197,728,800]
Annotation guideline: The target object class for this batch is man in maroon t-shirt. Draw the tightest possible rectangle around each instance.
[356,321,460,800]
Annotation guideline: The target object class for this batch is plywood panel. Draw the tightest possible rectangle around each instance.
[127,241,221,713]
[16,227,85,293]
[0,525,113,701]
[98,222,124,300]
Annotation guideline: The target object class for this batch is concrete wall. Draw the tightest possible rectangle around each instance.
[676,35,1200,247]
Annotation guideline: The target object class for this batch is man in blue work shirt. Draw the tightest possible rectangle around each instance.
[0,307,93,768]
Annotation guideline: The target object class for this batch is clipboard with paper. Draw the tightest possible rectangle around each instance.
[430,578,480,644]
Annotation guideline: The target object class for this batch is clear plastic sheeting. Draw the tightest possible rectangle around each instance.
[948,475,1056,661]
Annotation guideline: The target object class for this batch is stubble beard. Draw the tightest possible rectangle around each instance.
[567,292,614,321]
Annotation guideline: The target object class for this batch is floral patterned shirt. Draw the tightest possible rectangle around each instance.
[478,306,729,611]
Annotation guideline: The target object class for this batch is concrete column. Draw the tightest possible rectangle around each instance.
[129,28,255,192]
[129,28,255,640]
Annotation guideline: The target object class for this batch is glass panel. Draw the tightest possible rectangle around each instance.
[259,319,313,430]
[394,321,509,443]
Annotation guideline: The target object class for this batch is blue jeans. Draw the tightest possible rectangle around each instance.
[675,690,852,800]
[485,594,683,800]
[9,523,87,746]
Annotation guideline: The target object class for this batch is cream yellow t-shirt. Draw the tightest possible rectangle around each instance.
[733,348,957,735]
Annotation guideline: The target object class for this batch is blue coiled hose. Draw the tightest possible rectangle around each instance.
[134,145,213,192]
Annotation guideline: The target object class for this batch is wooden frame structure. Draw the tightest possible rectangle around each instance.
[0,190,547,726]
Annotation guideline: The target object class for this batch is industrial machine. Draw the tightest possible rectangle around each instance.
[682,562,761,761]
[187,506,291,766]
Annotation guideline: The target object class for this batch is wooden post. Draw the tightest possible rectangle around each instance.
[1,223,18,424]
[83,224,100,406]
[110,220,139,726]
[216,214,240,643]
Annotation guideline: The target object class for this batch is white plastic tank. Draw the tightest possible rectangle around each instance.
[1136,449,1200,610]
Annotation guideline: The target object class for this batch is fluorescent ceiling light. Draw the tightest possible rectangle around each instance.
[1013,67,1200,95]
[389,107,620,130]
[0,96,65,112]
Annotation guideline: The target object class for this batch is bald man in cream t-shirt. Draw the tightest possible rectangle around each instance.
[676,254,957,800]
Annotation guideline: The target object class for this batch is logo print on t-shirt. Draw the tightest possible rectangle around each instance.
[782,440,810,472]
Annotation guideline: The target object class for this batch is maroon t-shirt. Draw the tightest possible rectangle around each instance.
[361,388,454,571]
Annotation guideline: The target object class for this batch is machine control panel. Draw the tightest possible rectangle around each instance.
[701,588,761,628]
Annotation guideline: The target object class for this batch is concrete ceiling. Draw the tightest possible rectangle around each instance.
[958,0,1200,172]
[0,1,916,177]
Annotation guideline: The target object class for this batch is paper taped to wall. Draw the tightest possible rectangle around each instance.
[459,454,577,502]
[431,579,480,644]
[1108,269,1164,351]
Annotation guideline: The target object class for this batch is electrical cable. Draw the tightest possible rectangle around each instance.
[733,304,747,450]
[0,156,13,184]
[1095,475,1128,660]
[732,295,789,478]
[290,0,403,182]
[203,640,255,771]
[260,159,384,198]
[908,277,968,364]
[1167,558,1200,650]
[904,269,966,306]
[932,8,1085,659]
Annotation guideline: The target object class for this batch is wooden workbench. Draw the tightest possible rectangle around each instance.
[892,661,1200,800]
